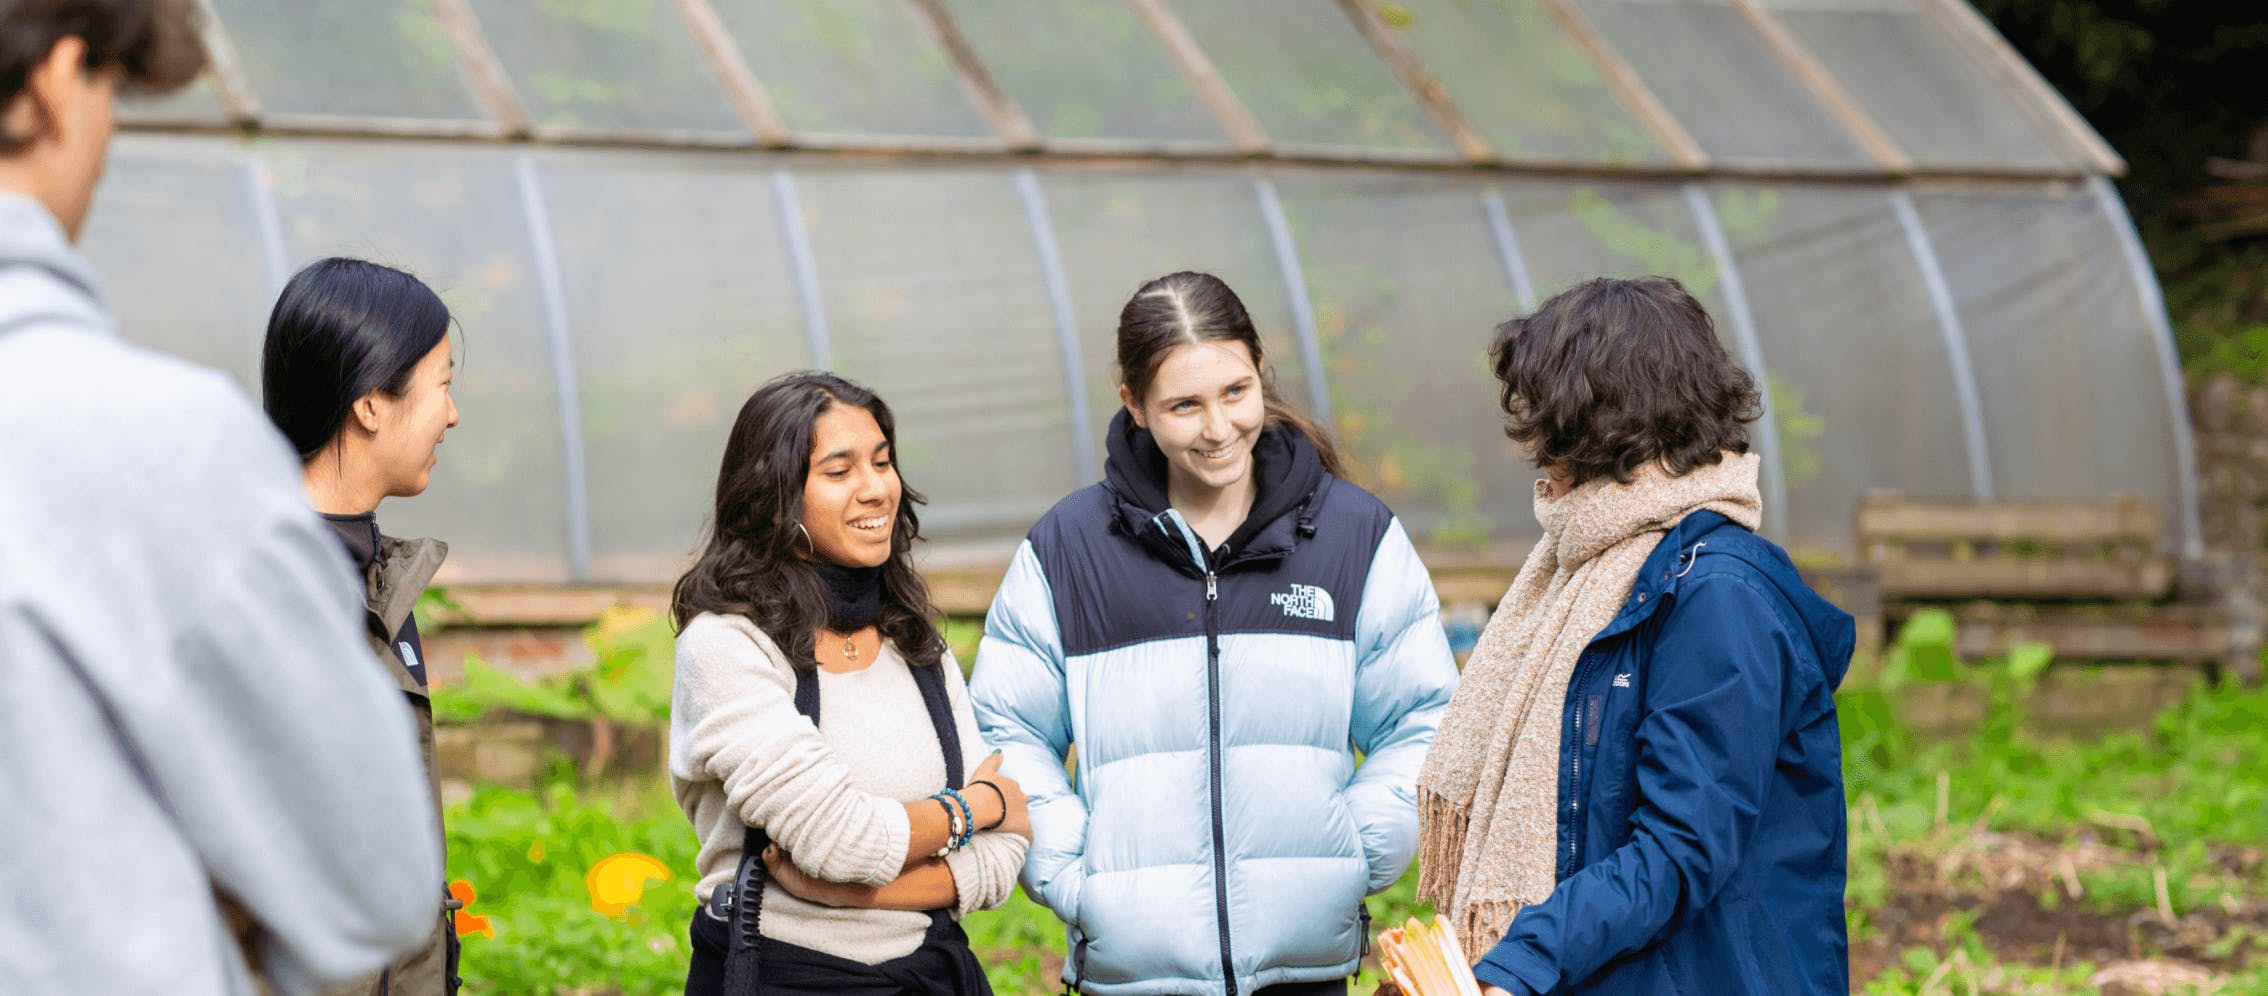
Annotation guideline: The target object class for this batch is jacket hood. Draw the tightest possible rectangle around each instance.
[371,535,448,643]
[1652,511,1857,689]
[0,193,109,334]
[1101,407,1326,563]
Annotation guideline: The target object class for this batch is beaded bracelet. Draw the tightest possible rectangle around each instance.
[928,794,964,859]
[939,787,977,849]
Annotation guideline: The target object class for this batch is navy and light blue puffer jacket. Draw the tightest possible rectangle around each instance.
[970,413,1458,996]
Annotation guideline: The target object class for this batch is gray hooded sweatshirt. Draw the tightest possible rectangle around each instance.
[0,192,443,993]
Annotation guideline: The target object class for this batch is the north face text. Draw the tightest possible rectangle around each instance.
[1270,584,1336,622]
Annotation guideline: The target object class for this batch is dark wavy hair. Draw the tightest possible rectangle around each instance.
[260,257,453,461]
[1118,270,1346,477]
[1,0,205,152]
[1490,275,1763,489]
[671,372,946,673]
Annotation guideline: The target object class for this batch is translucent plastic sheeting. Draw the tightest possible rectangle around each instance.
[1037,169,1315,476]
[944,0,1226,145]
[79,137,274,391]
[527,149,812,582]
[1271,173,1539,552]
[791,168,1078,550]
[1494,179,1734,319]
[1576,0,1869,166]
[116,75,230,124]
[1765,1,2072,169]
[207,0,487,122]
[1916,188,2183,528]
[262,140,573,582]
[1381,0,1669,164]
[1707,184,1976,559]
[1167,1,1451,155]
[709,0,993,140]
[465,0,746,134]
[1494,178,1805,533]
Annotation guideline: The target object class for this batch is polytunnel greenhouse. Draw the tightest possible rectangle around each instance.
[92,0,2200,593]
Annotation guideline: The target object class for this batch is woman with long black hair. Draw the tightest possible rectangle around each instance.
[671,371,1030,996]
[260,256,464,995]
[970,271,1460,995]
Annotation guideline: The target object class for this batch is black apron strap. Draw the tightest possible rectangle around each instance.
[719,652,966,996]
[908,660,963,788]
[722,665,820,996]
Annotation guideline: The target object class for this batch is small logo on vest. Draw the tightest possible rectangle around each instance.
[1612,673,1633,688]
[1270,584,1336,622]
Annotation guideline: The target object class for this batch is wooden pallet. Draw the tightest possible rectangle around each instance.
[1858,493,2172,601]
[1859,493,2260,681]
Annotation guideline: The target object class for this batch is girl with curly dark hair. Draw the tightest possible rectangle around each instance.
[1419,276,1855,996]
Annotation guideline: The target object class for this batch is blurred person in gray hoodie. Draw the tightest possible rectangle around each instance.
[0,2,445,993]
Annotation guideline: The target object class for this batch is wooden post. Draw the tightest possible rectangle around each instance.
[907,0,1040,150]
[671,0,792,146]
[431,0,533,137]
[1534,0,1707,171]
[1126,0,1270,155]
[188,0,260,123]
[1723,0,1911,173]
[1919,0,2125,175]
[1336,0,1494,163]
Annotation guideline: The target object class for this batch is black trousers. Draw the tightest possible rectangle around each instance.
[686,907,992,996]
[1156,976,1351,995]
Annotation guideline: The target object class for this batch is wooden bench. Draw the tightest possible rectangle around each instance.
[1857,493,2262,683]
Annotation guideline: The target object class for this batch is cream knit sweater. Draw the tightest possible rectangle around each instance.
[670,612,1027,964]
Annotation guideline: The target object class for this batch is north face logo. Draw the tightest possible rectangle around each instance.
[1269,584,1336,622]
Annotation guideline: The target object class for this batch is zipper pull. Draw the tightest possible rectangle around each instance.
[1206,572,1218,601]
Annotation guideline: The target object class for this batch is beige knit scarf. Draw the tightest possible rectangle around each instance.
[1415,453,1762,956]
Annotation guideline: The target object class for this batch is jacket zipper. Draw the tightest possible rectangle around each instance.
[1203,567,1238,996]
[1563,650,1606,878]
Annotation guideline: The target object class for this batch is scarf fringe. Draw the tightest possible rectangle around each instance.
[1414,788,1467,909]
[1422,788,1537,960]
[1453,900,1528,963]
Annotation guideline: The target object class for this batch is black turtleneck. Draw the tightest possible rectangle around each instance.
[813,561,882,631]
[321,511,427,688]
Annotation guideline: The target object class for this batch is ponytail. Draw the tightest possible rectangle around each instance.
[1262,390,1344,478]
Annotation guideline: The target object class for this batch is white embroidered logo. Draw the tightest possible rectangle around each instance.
[1269,583,1336,622]
[399,641,422,672]
[1612,673,1633,688]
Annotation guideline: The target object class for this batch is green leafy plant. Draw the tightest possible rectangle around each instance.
[433,654,592,725]
[414,586,464,635]
[432,607,674,727]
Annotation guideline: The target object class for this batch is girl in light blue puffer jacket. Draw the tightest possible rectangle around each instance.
[970,272,1458,996]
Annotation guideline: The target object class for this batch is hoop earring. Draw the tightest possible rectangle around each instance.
[792,521,815,556]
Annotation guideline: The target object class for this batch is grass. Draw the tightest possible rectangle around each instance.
[439,610,2268,994]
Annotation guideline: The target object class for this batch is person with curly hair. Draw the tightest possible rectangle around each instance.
[1418,276,1855,995]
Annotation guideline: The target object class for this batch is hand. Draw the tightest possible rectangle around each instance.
[1478,986,1514,996]
[762,845,877,909]
[967,752,1031,841]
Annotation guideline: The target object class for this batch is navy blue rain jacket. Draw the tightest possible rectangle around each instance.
[1472,510,1855,996]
